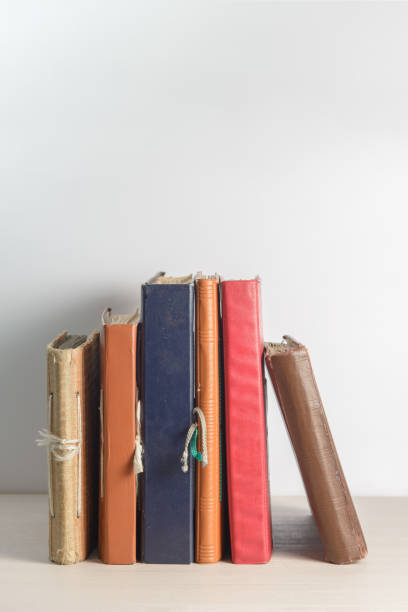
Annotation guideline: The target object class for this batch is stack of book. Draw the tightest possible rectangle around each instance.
[37,273,367,566]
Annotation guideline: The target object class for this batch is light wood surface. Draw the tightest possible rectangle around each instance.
[0,495,406,611]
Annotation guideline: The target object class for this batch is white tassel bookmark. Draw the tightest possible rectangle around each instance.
[133,434,144,475]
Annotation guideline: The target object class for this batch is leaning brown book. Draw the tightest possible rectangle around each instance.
[265,336,367,564]
[37,331,99,564]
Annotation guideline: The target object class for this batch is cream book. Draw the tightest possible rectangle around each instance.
[37,331,99,564]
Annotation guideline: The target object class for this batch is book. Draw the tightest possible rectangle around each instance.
[264,336,368,564]
[141,273,195,563]
[194,274,223,563]
[98,309,140,564]
[221,279,272,564]
[38,331,99,564]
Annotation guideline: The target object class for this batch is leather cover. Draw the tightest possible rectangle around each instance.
[141,279,194,563]
[195,276,222,563]
[265,337,368,564]
[98,319,137,564]
[221,279,272,564]
[46,331,99,564]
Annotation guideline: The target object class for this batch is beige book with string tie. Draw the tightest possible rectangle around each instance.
[37,331,99,564]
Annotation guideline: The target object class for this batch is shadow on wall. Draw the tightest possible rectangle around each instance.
[0,289,142,494]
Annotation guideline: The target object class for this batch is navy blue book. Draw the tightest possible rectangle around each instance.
[141,273,194,564]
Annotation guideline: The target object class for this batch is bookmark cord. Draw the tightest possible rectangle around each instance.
[180,407,208,473]
[36,393,82,518]
[100,395,143,480]
[36,430,80,462]
[133,401,144,475]
[192,407,208,467]
[180,422,197,473]
[133,434,144,475]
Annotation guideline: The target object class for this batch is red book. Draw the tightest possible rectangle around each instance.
[221,279,272,564]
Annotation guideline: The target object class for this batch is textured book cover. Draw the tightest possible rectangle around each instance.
[265,336,367,564]
[195,275,223,563]
[141,273,194,564]
[39,331,99,564]
[221,279,272,564]
[98,309,139,564]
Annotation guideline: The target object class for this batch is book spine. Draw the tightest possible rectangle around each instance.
[195,278,222,563]
[141,283,194,563]
[221,279,272,564]
[99,324,137,564]
[47,334,99,564]
[265,345,367,564]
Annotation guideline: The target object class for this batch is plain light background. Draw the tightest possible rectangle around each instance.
[1,1,407,495]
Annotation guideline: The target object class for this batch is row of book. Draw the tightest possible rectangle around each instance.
[38,273,367,565]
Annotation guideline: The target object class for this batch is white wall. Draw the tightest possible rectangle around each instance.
[1,1,407,495]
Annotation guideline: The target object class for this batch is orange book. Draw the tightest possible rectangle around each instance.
[98,309,140,564]
[195,275,223,562]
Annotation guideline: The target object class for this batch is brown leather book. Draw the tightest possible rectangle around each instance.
[98,309,140,564]
[39,331,99,564]
[195,275,223,562]
[265,336,367,564]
